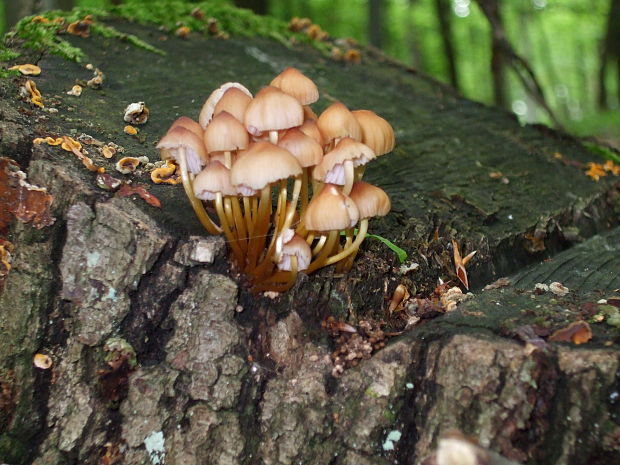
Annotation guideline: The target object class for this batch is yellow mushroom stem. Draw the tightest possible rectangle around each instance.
[322,219,368,267]
[252,256,298,293]
[224,197,235,231]
[178,147,222,235]
[335,228,354,273]
[243,197,254,237]
[311,235,327,256]
[230,197,248,253]
[306,230,339,273]
[269,130,278,144]
[253,180,289,278]
[300,168,310,214]
[342,159,355,195]
[246,186,272,271]
[224,150,232,169]
[215,193,244,265]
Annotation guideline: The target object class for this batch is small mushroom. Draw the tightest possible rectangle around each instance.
[67,85,82,96]
[99,144,117,159]
[115,156,141,174]
[123,102,149,125]
[151,159,179,184]
[9,64,41,76]
[124,125,138,135]
[33,353,52,369]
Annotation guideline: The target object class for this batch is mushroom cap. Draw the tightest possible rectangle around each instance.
[312,137,375,184]
[230,141,302,191]
[203,111,249,154]
[317,102,362,144]
[193,160,237,200]
[278,233,312,271]
[270,67,319,105]
[277,128,323,168]
[244,86,304,136]
[304,184,359,231]
[168,116,204,140]
[348,181,391,218]
[156,126,208,174]
[298,119,325,146]
[303,105,318,121]
[199,82,253,128]
[213,87,252,123]
[351,109,395,156]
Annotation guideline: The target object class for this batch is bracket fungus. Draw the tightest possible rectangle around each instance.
[159,67,395,292]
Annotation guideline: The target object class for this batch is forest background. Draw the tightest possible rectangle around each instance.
[1,0,619,149]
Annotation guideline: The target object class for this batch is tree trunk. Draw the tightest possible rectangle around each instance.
[434,0,459,90]
[1,10,619,465]
[597,0,620,109]
[369,0,383,49]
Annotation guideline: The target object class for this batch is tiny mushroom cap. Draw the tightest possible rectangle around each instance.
[270,67,319,105]
[199,82,253,128]
[277,128,323,168]
[156,126,208,174]
[203,111,249,154]
[244,86,304,137]
[304,183,359,231]
[351,109,395,156]
[298,119,325,146]
[313,137,375,184]
[278,233,312,271]
[193,160,237,200]
[231,141,302,194]
[348,181,391,218]
[317,102,362,145]
[213,87,252,123]
[168,116,204,140]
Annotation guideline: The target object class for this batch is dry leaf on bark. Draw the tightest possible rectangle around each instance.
[549,321,592,345]
[0,157,55,235]
[116,184,161,208]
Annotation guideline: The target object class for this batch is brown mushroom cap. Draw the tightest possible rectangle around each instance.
[203,111,249,154]
[278,233,312,271]
[317,102,362,145]
[193,160,237,200]
[312,137,375,184]
[304,183,359,231]
[213,87,252,123]
[348,181,391,218]
[156,126,208,174]
[351,109,395,156]
[199,82,253,128]
[168,116,204,140]
[244,86,304,137]
[230,141,302,192]
[277,128,323,168]
[298,119,325,146]
[270,67,319,105]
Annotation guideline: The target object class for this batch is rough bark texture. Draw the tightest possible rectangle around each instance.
[0,12,619,465]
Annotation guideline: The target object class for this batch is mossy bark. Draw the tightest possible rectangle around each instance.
[0,13,619,465]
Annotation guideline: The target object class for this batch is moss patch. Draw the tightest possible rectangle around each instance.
[3,0,328,66]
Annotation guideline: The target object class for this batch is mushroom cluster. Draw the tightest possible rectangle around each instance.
[157,67,394,292]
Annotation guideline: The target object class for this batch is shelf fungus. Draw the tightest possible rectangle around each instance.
[115,157,141,174]
[9,64,41,76]
[159,67,396,292]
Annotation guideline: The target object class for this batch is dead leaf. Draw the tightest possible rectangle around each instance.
[483,277,510,291]
[549,321,592,345]
[116,184,161,208]
[452,239,476,289]
[0,157,55,235]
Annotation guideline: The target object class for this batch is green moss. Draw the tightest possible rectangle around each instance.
[9,8,163,62]
[4,0,328,65]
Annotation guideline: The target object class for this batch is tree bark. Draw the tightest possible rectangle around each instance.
[597,0,620,109]
[1,12,619,465]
